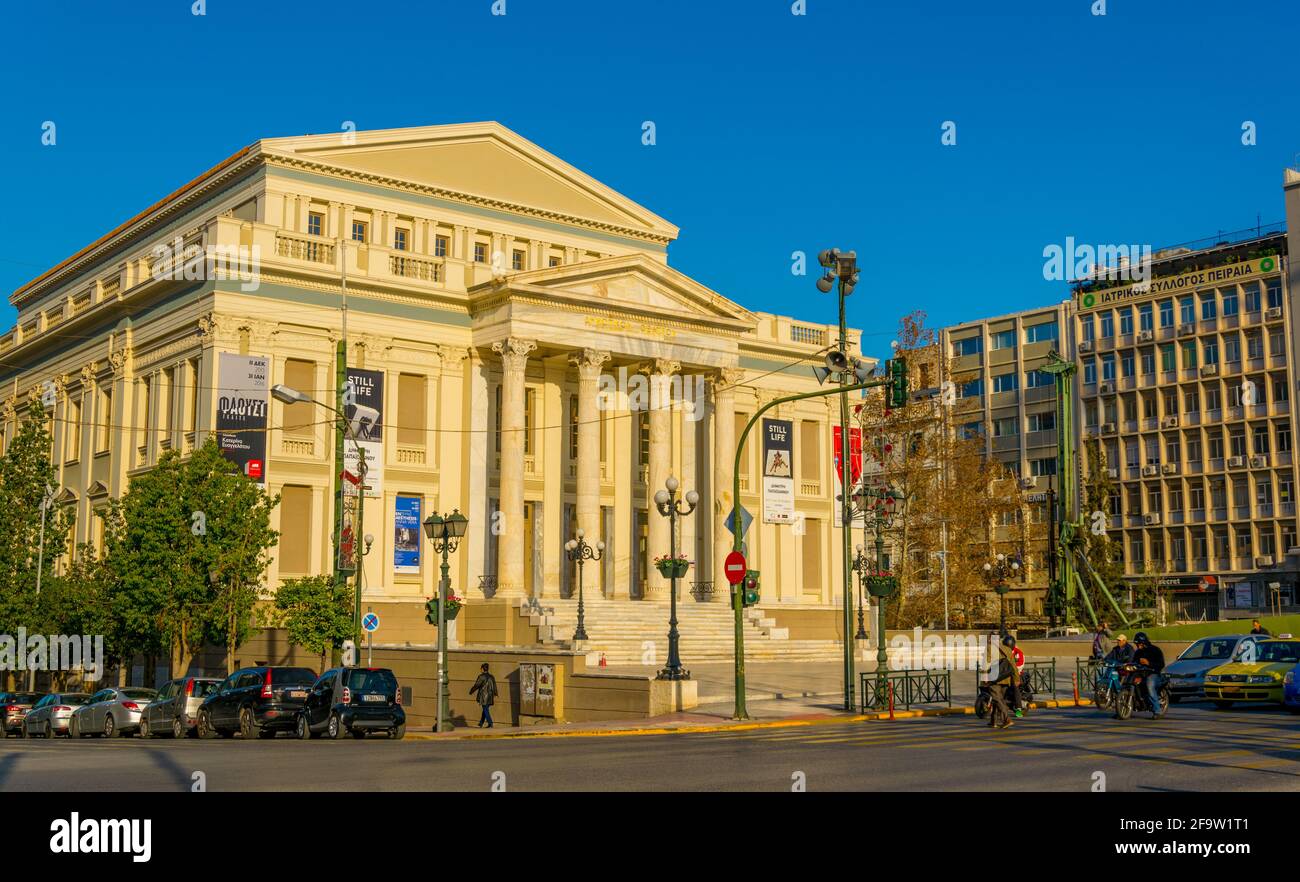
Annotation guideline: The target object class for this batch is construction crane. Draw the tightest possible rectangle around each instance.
[1041,350,1131,629]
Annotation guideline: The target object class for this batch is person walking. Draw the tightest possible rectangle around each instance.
[469,663,498,728]
[986,635,1018,729]
[1007,634,1026,719]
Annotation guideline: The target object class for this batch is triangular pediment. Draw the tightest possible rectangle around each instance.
[472,253,757,327]
[261,122,677,240]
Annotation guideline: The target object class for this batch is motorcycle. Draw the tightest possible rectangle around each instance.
[1114,664,1171,720]
[975,671,1034,719]
[1093,661,1122,710]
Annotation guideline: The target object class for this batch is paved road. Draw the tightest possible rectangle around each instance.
[2,702,1297,792]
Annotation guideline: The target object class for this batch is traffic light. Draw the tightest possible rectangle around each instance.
[888,357,908,408]
[424,597,439,624]
[741,570,761,607]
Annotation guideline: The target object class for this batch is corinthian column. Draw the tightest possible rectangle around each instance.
[711,368,745,602]
[644,358,680,601]
[571,349,610,576]
[492,337,537,598]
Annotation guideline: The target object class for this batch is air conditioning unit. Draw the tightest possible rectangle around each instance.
[1249,455,1269,468]
[1079,339,1094,353]
[1099,382,1115,394]
[1161,416,1179,428]
[1143,513,1161,526]
[1266,307,1283,320]
[1106,467,1119,479]
[1020,477,1038,490]
[1200,364,1219,377]
[1137,330,1154,342]
[1161,463,1178,475]
[1256,555,1276,568]
[1142,465,1159,477]
[1178,323,1196,336]
[1102,422,1117,434]
[1228,455,1245,468]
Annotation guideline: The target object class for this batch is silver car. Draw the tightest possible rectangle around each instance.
[70,686,158,738]
[22,693,91,737]
[1164,635,1263,701]
[140,676,221,738]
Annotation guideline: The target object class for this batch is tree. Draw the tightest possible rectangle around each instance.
[34,544,115,689]
[0,400,71,688]
[105,437,279,677]
[1081,439,1126,622]
[273,575,353,673]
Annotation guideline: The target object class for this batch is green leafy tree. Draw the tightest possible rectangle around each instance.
[106,438,279,677]
[34,544,115,688]
[273,575,353,673]
[0,400,71,687]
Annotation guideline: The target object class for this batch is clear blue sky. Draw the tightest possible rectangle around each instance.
[2,0,1297,362]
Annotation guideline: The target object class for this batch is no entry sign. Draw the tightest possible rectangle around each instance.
[724,551,747,585]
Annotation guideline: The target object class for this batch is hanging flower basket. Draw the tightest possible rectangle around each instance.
[654,555,691,579]
[864,574,898,598]
[426,594,463,621]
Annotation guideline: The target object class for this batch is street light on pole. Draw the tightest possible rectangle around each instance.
[851,543,870,640]
[565,530,603,642]
[848,480,903,708]
[422,509,468,734]
[653,475,698,681]
[983,552,1021,635]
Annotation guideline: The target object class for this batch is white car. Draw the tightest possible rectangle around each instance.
[22,693,91,737]
[70,687,157,738]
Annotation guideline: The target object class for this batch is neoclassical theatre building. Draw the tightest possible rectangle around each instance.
[1,123,867,633]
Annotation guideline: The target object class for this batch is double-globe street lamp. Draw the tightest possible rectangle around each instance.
[564,530,604,642]
[847,481,903,709]
[983,552,1021,635]
[653,476,698,681]
[422,509,469,734]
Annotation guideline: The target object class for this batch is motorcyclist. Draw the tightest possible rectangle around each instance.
[1131,631,1166,711]
[1104,634,1134,664]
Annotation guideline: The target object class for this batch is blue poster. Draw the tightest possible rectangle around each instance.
[394,496,422,574]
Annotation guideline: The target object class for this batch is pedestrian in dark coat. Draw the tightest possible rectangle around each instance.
[470,663,497,728]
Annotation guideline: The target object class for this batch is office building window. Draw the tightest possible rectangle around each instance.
[1139,304,1153,332]
[1201,293,1217,320]
[1244,283,1261,313]
[991,329,1016,350]
[1180,297,1194,324]
[1159,300,1174,327]
[1100,313,1114,338]
[1027,411,1055,432]
[1025,369,1052,388]
[1222,287,1238,316]
[993,417,1018,437]
[1025,321,1058,343]
[952,336,981,357]
[1084,360,1096,385]
[1101,355,1115,381]
[1080,315,1095,341]
[959,378,983,398]
[992,372,1017,393]
[1267,278,1283,309]
[307,212,323,236]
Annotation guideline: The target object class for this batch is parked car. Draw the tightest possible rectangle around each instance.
[297,667,405,740]
[1,692,43,736]
[22,693,91,737]
[1204,638,1300,708]
[197,666,317,739]
[70,687,158,738]
[139,676,221,738]
[1164,635,1262,702]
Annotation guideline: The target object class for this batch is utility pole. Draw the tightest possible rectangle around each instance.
[334,237,351,662]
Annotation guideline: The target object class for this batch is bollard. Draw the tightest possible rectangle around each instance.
[1072,671,1079,707]
[888,681,895,720]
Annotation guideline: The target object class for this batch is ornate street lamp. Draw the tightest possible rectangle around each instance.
[653,475,699,681]
[564,529,604,642]
[982,552,1021,635]
[851,544,871,639]
[423,508,469,733]
[845,480,903,709]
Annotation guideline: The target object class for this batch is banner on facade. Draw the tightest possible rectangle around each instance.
[216,353,268,482]
[394,496,422,574]
[762,418,794,524]
[344,367,384,498]
[832,425,864,528]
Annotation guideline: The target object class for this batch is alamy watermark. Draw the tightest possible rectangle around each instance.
[1,630,105,682]
[1043,237,1152,284]
[596,366,707,422]
[150,236,261,292]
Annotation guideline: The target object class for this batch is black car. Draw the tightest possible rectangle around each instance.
[197,666,317,739]
[297,667,405,740]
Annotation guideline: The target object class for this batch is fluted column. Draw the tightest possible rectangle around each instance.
[711,368,745,602]
[572,348,611,553]
[644,358,680,601]
[492,337,536,598]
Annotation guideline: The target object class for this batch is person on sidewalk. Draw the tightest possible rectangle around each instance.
[986,635,1017,729]
[1091,622,1114,659]
[469,663,497,728]
[1005,634,1025,719]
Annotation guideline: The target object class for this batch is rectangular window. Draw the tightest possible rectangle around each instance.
[1244,283,1261,313]
[1141,351,1155,375]
[396,374,426,446]
[283,359,316,437]
[1100,313,1114,338]
[1030,457,1057,477]
[802,518,822,597]
[512,249,525,271]
[307,212,323,237]
[1102,355,1116,381]
[1025,321,1058,344]
[992,372,1017,393]
[1080,315,1095,341]
[1028,411,1055,432]
[959,378,983,398]
[952,336,981,357]
[279,485,312,575]
[1203,340,1218,365]
[1159,300,1174,327]
[1119,310,1134,336]
[569,395,579,461]
[393,228,408,251]
[1267,278,1282,309]
[495,385,502,453]
[524,388,535,456]
[136,376,151,451]
[1221,288,1238,316]
[1025,369,1052,388]
[548,256,561,267]
[1084,360,1096,385]
[474,242,488,263]
[1139,304,1153,332]
[351,220,368,243]
[800,420,821,480]
[1181,341,1197,369]
[993,417,1018,437]
[1180,297,1195,324]
[434,235,449,258]
[1201,293,1217,320]
[97,386,112,452]
[990,329,1016,350]
[66,396,82,462]
[1121,353,1134,377]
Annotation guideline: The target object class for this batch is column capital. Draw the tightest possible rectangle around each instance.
[491,337,537,372]
[570,348,611,380]
[639,357,681,377]
[711,368,745,401]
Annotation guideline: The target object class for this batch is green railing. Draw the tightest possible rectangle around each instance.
[1077,657,1104,695]
[860,669,952,712]
[1022,660,1057,698]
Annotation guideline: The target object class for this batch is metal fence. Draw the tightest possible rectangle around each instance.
[1077,657,1104,695]
[974,659,1057,698]
[860,669,952,712]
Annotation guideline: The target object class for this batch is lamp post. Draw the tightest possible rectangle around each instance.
[653,475,699,681]
[422,509,469,733]
[564,530,604,642]
[848,480,902,709]
[983,552,1021,635]
[851,543,871,639]
[272,382,369,656]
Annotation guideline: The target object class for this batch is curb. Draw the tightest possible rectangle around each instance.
[402,697,1097,740]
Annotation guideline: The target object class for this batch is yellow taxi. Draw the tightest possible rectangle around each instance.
[1203,637,1300,708]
